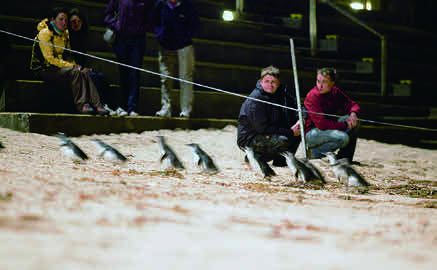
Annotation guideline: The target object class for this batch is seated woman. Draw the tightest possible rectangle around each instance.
[30,7,108,115]
[68,8,118,115]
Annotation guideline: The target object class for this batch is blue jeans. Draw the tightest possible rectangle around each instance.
[113,35,146,113]
[306,115,359,161]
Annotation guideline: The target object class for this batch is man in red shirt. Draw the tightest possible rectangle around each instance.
[304,68,360,162]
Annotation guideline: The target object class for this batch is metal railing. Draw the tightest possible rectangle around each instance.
[312,0,387,97]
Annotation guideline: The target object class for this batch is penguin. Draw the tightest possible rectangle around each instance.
[280,151,325,185]
[325,152,369,187]
[91,138,127,163]
[56,133,88,161]
[186,143,219,174]
[157,136,185,169]
[244,147,276,178]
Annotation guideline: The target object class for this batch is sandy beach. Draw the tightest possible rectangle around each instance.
[0,126,436,270]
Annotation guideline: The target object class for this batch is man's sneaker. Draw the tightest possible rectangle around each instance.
[103,104,116,116]
[155,106,171,117]
[115,107,128,116]
[179,111,190,118]
[129,111,139,117]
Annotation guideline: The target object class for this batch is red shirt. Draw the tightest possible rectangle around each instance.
[304,85,360,132]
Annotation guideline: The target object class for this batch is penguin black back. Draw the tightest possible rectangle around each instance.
[157,136,185,169]
[187,143,219,173]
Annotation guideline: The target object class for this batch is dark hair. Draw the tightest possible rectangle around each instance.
[49,7,69,20]
[69,8,89,33]
[317,67,337,82]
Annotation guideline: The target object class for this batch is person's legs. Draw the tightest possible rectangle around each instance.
[125,36,145,114]
[337,124,360,162]
[156,47,176,117]
[178,45,194,117]
[249,134,295,162]
[113,38,129,111]
[306,128,349,158]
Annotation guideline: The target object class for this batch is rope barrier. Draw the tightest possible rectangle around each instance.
[1,28,436,132]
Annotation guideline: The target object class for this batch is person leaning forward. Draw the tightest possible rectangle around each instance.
[237,65,301,172]
[304,67,361,162]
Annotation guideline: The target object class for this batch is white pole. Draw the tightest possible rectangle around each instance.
[289,38,308,159]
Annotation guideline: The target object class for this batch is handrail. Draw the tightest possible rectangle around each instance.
[318,0,387,97]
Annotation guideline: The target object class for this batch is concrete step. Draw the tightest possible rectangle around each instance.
[0,112,435,149]
[0,112,237,136]
[1,15,371,73]
[2,80,430,121]
[9,45,380,95]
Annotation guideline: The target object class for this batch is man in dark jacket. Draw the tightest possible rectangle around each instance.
[237,66,301,173]
[153,0,199,118]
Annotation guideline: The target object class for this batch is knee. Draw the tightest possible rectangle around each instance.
[332,130,349,147]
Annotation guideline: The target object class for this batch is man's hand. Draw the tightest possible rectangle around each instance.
[291,121,301,136]
[346,112,359,129]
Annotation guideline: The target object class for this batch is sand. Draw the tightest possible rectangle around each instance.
[0,126,436,270]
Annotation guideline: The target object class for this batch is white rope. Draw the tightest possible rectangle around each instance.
[1,29,436,132]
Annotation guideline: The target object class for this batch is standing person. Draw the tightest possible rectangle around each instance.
[304,67,361,162]
[104,0,153,116]
[30,7,109,115]
[237,65,302,174]
[153,0,199,118]
[68,8,115,114]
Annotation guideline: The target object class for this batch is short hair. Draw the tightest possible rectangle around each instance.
[317,67,336,82]
[49,7,69,20]
[260,65,280,79]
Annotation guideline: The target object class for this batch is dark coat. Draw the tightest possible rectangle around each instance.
[153,0,199,50]
[104,0,153,37]
[237,81,300,148]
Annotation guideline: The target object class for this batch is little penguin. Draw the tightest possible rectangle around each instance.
[56,133,88,161]
[244,147,276,178]
[91,138,127,163]
[186,143,219,174]
[325,152,369,187]
[157,136,185,169]
[281,151,325,184]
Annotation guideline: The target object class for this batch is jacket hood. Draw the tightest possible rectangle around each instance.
[37,19,49,31]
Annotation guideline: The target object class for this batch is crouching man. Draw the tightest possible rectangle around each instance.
[237,65,301,175]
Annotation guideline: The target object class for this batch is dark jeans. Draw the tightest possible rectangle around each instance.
[248,134,300,164]
[89,71,110,106]
[113,35,146,113]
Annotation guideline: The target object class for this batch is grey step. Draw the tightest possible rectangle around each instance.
[9,45,381,95]
[0,112,237,136]
[0,15,372,73]
[2,80,430,120]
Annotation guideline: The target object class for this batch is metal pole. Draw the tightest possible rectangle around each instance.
[381,36,387,97]
[236,0,244,14]
[309,0,317,57]
[289,38,308,159]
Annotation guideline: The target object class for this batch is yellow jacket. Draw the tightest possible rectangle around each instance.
[37,19,75,68]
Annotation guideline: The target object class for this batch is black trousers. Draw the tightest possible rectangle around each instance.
[248,134,300,164]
